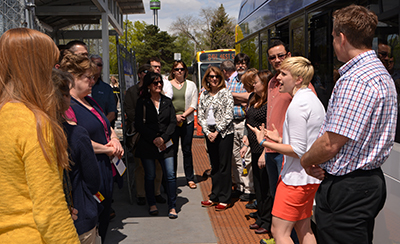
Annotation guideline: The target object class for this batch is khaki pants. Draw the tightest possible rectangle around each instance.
[231,119,254,194]
[79,226,101,244]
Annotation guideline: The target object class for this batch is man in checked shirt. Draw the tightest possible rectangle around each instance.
[301,5,397,244]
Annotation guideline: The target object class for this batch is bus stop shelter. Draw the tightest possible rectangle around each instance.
[0,0,145,83]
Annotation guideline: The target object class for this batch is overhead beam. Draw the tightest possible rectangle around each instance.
[117,2,143,8]
[36,6,100,16]
[56,30,118,39]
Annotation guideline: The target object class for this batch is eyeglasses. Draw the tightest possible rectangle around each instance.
[268,53,287,61]
[208,75,221,79]
[174,68,185,72]
[152,65,161,69]
[141,70,148,74]
[152,80,163,85]
[96,63,103,67]
[378,51,389,58]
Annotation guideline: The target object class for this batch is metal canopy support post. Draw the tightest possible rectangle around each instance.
[102,12,110,84]
[24,0,35,29]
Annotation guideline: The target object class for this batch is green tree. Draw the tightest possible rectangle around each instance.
[136,24,177,74]
[109,20,147,74]
[173,33,194,65]
[208,4,235,49]
[170,4,235,52]
[173,33,195,79]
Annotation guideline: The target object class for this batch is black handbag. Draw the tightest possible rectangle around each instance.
[126,103,146,151]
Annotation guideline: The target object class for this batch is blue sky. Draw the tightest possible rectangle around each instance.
[128,0,241,32]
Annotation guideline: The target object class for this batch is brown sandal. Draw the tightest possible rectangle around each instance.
[188,181,197,189]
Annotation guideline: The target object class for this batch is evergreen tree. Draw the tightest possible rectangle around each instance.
[209,4,235,50]
[136,24,177,74]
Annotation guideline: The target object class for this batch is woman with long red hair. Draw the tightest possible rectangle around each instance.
[0,28,79,243]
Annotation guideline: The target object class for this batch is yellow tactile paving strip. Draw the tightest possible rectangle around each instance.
[192,138,273,244]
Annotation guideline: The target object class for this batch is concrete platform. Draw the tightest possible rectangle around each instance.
[104,146,218,244]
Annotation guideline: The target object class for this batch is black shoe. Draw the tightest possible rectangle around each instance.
[240,193,256,201]
[137,197,146,205]
[203,168,212,178]
[246,201,257,209]
[231,189,243,198]
[155,194,166,204]
[249,211,258,219]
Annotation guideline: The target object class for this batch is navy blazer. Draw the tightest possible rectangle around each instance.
[135,94,176,159]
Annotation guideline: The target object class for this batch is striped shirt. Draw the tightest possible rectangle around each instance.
[320,50,397,176]
[226,74,247,119]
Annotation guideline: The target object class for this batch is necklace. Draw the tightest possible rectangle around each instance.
[175,79,184,87]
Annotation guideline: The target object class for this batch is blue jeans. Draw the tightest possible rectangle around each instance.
[141,157,177,210]
[265,153,283,197]
[172,121,195,182]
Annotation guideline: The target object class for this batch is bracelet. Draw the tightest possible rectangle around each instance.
[259,139,266,146]
[111,137,119,141]
[243,144,249,148]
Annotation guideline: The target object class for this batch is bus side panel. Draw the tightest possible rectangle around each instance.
[374,143,400,243]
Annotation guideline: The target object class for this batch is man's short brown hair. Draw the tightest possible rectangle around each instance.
[333,5,378,49]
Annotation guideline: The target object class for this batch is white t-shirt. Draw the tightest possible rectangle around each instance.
[280,88,325,186]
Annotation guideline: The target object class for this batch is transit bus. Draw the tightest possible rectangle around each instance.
[236,0,400,243]
[191,49,235,89]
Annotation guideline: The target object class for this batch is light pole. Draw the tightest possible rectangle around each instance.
[150,0,160,26]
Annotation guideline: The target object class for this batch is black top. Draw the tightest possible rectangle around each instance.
[135,94,177,159]
[245,93,268,154]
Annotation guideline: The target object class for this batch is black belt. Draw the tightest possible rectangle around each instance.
[208,125,216,132]
[324,167,382,180]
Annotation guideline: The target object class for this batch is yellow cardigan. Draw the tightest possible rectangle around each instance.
[0,103,79,243]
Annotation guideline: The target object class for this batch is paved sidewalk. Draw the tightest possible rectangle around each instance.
[105,148,218,244]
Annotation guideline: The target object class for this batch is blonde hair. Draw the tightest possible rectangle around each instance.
[0,28,69,169]
[281,57,314,88]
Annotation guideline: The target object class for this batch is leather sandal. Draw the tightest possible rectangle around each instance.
[188,181,197,189]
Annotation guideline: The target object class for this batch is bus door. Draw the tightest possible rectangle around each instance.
[309,10,333,109]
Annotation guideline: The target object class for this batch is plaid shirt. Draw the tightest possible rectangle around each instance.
[226,74,247,119]
[320,50,397,176]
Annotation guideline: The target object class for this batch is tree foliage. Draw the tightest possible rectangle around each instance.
[109,21,177,75]
[170,4,235,55]
[208,4,235,49]
[109,20,146,74]
[136,25,177,74]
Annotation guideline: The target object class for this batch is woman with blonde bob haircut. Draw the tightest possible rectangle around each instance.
[0,28,79,243]
[249,56,325,244]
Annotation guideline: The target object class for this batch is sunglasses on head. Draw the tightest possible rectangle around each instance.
[174,68,185,72]
[208,75,221,79]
